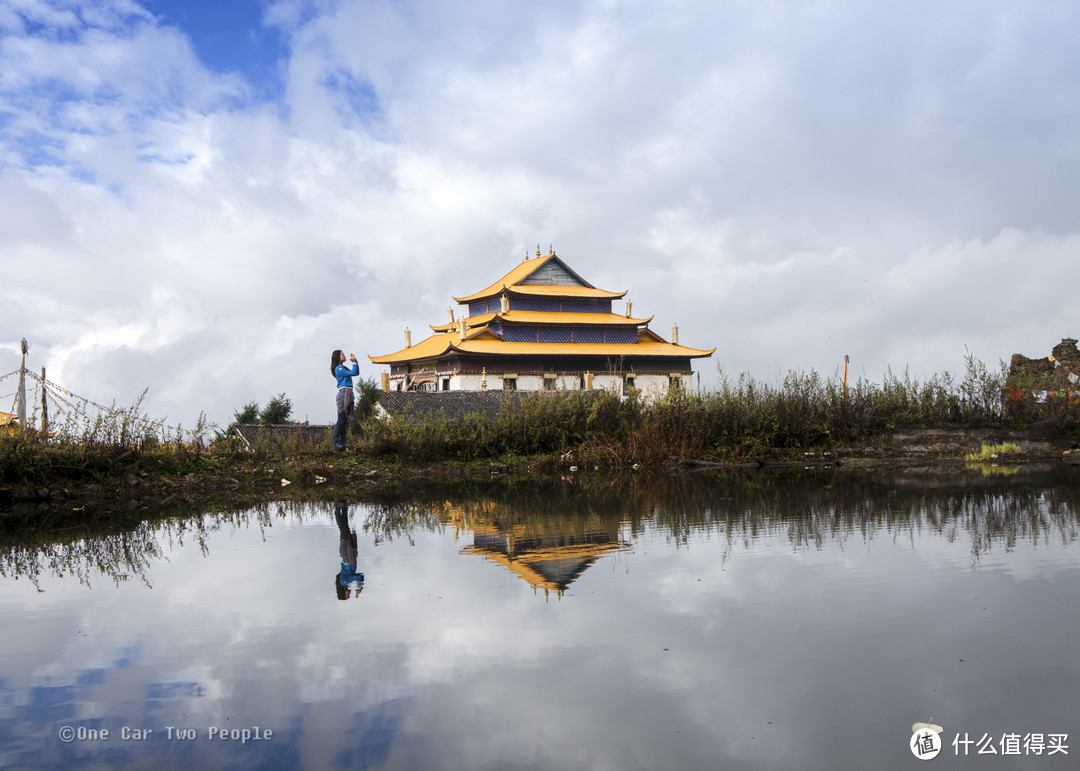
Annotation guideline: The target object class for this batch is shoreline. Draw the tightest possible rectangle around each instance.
[2,426,1078,528]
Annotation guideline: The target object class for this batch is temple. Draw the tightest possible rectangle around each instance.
[369,248,714,398]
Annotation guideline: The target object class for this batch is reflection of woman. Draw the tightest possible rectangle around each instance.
[331,350,359,451]
[335,502,364,600]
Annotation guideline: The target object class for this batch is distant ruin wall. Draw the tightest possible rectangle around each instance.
[1008,337,1080,388]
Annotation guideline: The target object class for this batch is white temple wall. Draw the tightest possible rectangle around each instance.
[634,375,668,401]
[447,373,589,392]
[591,375,623,394]
[451,374,483,391]
[515,375,544,391]
[386,371,694,398]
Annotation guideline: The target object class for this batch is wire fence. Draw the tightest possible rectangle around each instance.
[1,368,208,444]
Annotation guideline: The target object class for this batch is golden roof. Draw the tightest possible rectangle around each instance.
[370,252,713,364]
[510,285,626,299]
[457,339,713,357]
[368,330,715,364]
[430,313,495,331]
[453,252,626,303]
[370,331,459,363]
[430,311,653,332]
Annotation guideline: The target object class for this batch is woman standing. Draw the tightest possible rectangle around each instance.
[332,349,359,450]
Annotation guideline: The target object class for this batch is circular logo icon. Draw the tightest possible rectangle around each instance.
[910,729,941,760]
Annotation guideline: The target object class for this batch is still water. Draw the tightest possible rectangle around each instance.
[2,467,1079,770]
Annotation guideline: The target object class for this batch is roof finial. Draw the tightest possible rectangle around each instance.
[536,244,541,258]
[549,243,553,255]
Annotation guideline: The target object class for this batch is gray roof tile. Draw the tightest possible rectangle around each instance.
[229,424,333,450]
[374,391,527,422]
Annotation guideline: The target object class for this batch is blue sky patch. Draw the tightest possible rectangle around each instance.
[141,0,286,99]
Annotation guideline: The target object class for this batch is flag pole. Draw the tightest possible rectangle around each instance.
[41,366,48,438]
[16,338,27,432]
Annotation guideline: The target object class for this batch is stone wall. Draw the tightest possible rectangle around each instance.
[1008,337,1079,388]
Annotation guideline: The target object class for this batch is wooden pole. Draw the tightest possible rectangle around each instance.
[843,354,849,399]
[16,338,27,431]
[41,366,48,438]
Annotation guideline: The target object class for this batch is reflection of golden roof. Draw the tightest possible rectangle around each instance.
[453,253,626,303]
[438,501,503,529]
[463,537,626,596]
[432,500,630,597]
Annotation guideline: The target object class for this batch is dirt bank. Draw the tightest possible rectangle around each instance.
[2,426,1078,527]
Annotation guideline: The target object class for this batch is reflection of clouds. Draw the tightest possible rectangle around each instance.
[1,478,1080,768]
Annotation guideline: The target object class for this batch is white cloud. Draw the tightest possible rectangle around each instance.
[2,0,1079,428]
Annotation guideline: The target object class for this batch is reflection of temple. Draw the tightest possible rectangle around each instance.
[439,502,629,598]
[464,525,626,597]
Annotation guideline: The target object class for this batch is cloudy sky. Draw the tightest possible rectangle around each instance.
[2,0,1078,431]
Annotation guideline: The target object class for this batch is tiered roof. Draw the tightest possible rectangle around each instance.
[451,254,625,303]
[430,310,653,333]
[369,250,714,365]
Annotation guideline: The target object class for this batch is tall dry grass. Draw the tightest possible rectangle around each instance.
[349,352,1065,466]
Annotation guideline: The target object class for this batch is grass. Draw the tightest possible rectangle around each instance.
[3,351,1079,492]
[347,354,1033,466]
[0,389,218,488]
[964,463,1021,477]
[964,443,1021,462]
